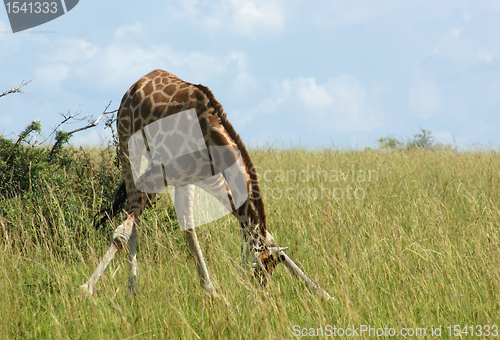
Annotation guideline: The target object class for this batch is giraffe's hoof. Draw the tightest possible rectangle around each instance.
[80,283,94,296]
[202,282,216,296]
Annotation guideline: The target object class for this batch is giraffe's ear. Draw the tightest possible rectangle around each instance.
[267,247,288,258]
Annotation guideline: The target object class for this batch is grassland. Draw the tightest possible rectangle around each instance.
[1,147,500,339]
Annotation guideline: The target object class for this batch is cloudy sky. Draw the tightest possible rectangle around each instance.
[1,0,499,148]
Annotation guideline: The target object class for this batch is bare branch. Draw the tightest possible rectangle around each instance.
[38,107,82,146]
[0,79,33,98]
[47,101,117,161]
[38,102,117,147]
[66,102,117,136]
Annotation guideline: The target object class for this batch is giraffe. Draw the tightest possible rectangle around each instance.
[82,69,330,298]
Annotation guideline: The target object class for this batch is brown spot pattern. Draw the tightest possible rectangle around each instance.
[116,69,269,269]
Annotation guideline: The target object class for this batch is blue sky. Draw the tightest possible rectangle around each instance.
[1,0,499,148]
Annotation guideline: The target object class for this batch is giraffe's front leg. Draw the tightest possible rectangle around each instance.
[240,227,268,286]
[80,243,119,295]
[240,228,254,268]
[81,212,136,295]
[127,224,138,294]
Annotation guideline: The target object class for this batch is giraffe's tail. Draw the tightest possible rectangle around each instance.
[93,180,127,229]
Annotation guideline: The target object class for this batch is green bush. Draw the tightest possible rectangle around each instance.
[0,119,122,254]
[377,128,450,151]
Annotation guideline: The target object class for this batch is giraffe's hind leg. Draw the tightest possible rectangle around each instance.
[184,228,215,294]
[175,184,216,295]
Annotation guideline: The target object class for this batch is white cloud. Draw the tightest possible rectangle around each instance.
[66,36,254,93]
[30,38,99,89]
[477,49,493,64]
[164,0,284,38]
[462,11,472,22]
[246,75,382,134]
[431,26,497,68]
[42,38,100,64]
[0,20,48,58]
[226,51,258,96]
[409,72,442,119]
[229,0,284,38]
[34,63,70,89]
[309,0,402,27]
[481,0,500,12]
[293,77,332,109]
[11,16,254,95]
[89,43,227,88]
[450,27,463,37]
[114,22,144,40]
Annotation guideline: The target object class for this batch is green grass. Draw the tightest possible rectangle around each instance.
[2,148,500,338]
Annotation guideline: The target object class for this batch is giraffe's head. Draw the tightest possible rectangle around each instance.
[255,247,288,286]
[248,231,286,286]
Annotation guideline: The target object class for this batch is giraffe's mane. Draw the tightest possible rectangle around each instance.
[195,84,267,236]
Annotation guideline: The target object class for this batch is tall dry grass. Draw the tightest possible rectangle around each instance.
[1,147,500,338]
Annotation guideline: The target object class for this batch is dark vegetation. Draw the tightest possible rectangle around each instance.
[376,128,445,150]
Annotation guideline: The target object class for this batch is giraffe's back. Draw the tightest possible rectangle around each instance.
[117,69,221,143]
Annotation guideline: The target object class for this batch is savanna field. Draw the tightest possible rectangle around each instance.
[1,142,500,339]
